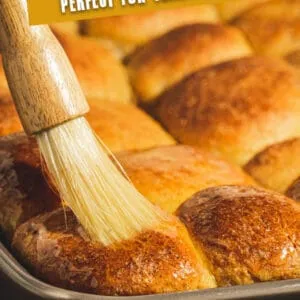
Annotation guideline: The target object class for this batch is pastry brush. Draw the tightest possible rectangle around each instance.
[0,0,164,244]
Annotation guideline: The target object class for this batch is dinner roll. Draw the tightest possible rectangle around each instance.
[156,56,300,165]
[12,208,216,295]
[245,138,300,193]
[0,134,60,241]
[286,177,300,202]
[118,145,256,213]
[80,5,220,57]
[86,100,175,152]
[52,30,133,103]
[128,23,252,104]
[233,0,300,56]
[218,0,270,21]
[177,186,300,286]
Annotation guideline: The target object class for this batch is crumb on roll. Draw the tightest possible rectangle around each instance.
[156,56,300,165]
[177,185,300,286]
[233,0,300,56]
[118,145,256,213]
[245,138,300,193]
[80,5,220,57]
[128,23,252,104]
[12,208,216,295]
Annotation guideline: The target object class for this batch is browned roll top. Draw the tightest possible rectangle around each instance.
[177,185,300,286]
[156,56,300,165]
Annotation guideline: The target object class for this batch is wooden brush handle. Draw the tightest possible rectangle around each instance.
[0,0,89,135]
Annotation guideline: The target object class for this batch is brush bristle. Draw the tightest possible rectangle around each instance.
[36,117,164,245]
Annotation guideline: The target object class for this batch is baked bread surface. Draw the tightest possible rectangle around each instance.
[245,138,300,193]
[128,23,252,103]
[117,145,256,213]
[234,0,300,56]
[12,208,216,295]
[156,56,300,165]
[81,5,220,56]
[0,134,59,241]
[177,185,300,286]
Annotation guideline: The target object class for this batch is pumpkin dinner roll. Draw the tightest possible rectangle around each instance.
[80,5,220,57]
[0,119,173,242]
[0,134,60,241]
[12,208,216,295]
[86,100,175,152]
[156,56,300,165]
[52,29,133,103]
[217,0,270,21]
[245,138,300,193]
[233,0,300,57]
[177,185,300,286]
[286,177,300,202]
[118,145,256,213]
[127,23,252,104]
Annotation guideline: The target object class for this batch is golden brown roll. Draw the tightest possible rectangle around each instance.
[80,5,220,57]
[286,177,300,202]
[12,208,216,295]
[285,49,300,68]
[52,30,133,103]
[86,100,175,152]
[177,185,300,286]
[233,0,300,56]
[128,23,252,104]
[218,0,270,21]
[0,134,60,241]
[156,56,300,165]
[0,97,175,150]
[118,145,256,213]
[245,138,300,193]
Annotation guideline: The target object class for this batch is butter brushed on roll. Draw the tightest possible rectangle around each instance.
[177,185,300,286]
[12,209,216,295]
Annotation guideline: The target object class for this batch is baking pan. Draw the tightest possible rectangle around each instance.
[1,242,300,300]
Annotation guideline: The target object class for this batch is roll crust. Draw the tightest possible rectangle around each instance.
[118,145,256,213]
[86,100,175,152]
[245,138,300,193]
[233,0,300,56]
[128,23,252,103]
[80,5,220,56]
[0,134,59,241]
[177,185,300,286]
[12,208,216,295]
[52,30,133,103]
[156,56,300,165]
